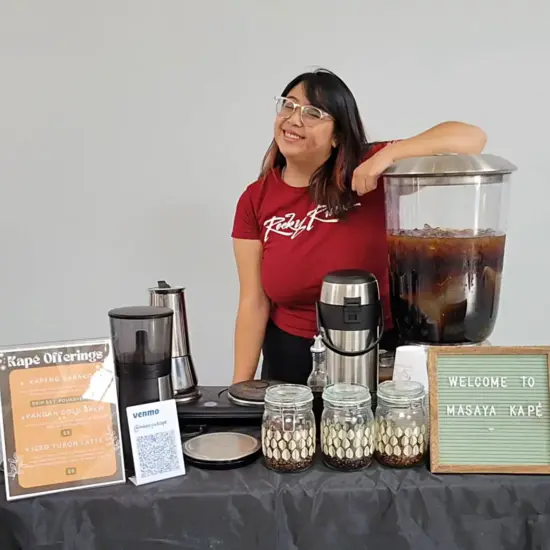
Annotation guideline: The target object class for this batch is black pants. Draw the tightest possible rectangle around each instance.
[261,319,399,384]
[261,320,313,384]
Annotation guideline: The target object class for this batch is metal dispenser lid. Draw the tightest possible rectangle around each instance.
[383,154,517,181]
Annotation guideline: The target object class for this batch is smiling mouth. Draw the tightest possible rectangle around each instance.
[283,130,304,141]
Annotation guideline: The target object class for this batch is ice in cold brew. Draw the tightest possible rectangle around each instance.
[388,225,506,344]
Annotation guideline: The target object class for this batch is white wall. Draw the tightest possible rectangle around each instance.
[1,0,548,385]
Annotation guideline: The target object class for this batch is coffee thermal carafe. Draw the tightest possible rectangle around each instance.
[108,305,174,471]
[149,281,199,402]
[316,270,383,395]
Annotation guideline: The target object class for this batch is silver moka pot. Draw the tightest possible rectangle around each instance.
[149,281,200,403]
[316,270,383,397]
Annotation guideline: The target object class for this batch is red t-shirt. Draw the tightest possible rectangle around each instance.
[231,142,393,339]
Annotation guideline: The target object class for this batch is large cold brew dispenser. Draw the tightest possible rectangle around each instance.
[382,154,516,345]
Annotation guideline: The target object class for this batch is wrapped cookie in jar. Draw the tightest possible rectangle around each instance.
[375,380,428,468]
[261,384,315,473]
[321,383,375,471]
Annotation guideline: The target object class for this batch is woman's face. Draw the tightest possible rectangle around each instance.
[274,82,336,165]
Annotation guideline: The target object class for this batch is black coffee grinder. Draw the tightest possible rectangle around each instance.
[108,306,174,472]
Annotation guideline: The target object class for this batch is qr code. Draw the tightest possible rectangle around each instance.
[137,430,180,478]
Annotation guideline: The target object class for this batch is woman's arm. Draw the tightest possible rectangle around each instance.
[352,121,487,196]
[387,121,487,161]
[232,238,271,384]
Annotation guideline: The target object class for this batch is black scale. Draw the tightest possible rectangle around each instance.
[176,381,282,435]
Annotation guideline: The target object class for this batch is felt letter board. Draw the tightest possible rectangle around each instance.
[428,346,550,474]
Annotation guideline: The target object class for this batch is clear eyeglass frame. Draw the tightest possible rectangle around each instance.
[274,96,332,126]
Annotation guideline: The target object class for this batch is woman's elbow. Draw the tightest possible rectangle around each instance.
[238,293,270,315]
[437,121,488,154]
[454,122,487,154]
[468,125,488,153]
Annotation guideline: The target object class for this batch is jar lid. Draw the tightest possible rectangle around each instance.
[322,383,371,406]
[377,380,425,405]
[264,384,313,407]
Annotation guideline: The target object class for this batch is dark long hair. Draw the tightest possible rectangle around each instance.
[260,68,369,218]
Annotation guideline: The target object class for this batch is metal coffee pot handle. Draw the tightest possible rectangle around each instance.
[315,302,384,358]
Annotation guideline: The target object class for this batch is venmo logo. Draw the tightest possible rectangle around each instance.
[133,408,160,419]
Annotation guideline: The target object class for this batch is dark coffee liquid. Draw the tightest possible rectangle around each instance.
[388,226,505,344]
[312,392,323,441]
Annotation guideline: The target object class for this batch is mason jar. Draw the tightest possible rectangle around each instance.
[379,350,395,383]
[321,383,374,471]
[375,380,428,468]
[261,384,315,473]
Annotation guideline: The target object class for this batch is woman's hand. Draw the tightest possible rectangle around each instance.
[232,374,254,385]
[351,147,395,196]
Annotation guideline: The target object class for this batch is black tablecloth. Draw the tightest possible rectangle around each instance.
[1,457,550,550]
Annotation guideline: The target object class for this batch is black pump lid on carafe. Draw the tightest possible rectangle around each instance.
[323,269,378,286]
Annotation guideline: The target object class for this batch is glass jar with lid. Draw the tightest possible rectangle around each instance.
[379,349,395,383]
[321,383,374,471]
[261,384,315,473]
[375,380,427,468]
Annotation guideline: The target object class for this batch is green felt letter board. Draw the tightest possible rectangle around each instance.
[428,346,550,474]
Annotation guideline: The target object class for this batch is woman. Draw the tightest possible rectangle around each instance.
[231,68,486,385]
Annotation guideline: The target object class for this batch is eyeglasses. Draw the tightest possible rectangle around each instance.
[274,96,332,126]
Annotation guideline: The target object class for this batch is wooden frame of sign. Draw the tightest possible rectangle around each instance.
[428,346,550,474]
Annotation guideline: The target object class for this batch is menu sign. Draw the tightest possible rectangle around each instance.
[428,346,550,474]
[0,338,125,500]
